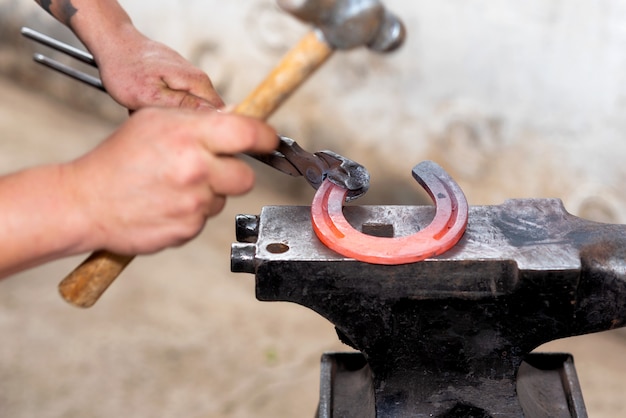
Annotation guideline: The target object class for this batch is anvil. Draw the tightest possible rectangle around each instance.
[231,198,626,417]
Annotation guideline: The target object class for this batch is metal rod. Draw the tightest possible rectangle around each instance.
[21,27,97,67]
[33,53,105,91]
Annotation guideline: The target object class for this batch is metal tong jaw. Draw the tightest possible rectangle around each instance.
[253,136,370,200]
[21,26,370,201]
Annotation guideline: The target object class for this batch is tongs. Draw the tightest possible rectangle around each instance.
[20,27,370,200]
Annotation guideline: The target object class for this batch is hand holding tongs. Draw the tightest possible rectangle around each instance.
[21,26,370,308]
[21,27,369,200]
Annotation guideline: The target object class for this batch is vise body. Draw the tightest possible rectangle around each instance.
[231,198,626,417]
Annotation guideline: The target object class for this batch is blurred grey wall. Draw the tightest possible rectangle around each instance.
[2,0,625,219]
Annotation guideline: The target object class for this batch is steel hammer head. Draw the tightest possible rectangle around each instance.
[277,0,406,52]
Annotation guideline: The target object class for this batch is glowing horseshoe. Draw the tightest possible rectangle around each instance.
[311,160,469,264]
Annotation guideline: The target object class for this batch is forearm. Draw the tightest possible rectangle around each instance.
[0,164,92,278]
[34,0,139,60]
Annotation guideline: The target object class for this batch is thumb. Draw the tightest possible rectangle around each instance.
[178,92,224,111]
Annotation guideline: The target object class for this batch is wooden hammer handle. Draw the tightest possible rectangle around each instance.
[58,30,334,308]
[234,30,333,118]
[59,251,135,308]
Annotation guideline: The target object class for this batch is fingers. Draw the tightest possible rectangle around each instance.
[206,194,226,218]
[69,106,277,254]
[160,65,225,110]
[128,107,277,156]
[160,86,225,111]
[161,109,274,195]
[98,34,226,111]
[122,107,276,198]
[104,70,224,111]
[174,79,225,110]
[193,111,279,155]
[125,88,221,112]
[206,155,257,196]
[179,93,221,111]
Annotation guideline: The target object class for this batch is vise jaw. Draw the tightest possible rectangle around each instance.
[231,198,626,417]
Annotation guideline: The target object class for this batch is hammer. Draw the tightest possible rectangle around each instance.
[57,0,406,308]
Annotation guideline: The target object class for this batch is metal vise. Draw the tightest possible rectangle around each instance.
[231,193,626,416]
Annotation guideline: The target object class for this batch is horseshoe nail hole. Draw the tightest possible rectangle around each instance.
[361,223,395,238]
[266,243,290,254]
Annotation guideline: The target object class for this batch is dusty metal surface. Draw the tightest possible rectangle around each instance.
[232,199,626,416]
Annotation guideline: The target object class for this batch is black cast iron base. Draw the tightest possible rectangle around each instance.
[316,351,587,418]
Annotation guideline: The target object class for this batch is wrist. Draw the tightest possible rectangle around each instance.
[0,164,96,275]
[55,162,101,255]
[68,1,139,61]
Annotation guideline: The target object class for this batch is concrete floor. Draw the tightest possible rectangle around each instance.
[0,77,625,417]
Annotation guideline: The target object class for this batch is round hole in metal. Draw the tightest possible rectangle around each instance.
[266,243,290,254]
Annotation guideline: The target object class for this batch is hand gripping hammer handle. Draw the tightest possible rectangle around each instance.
[59,30,335,308]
